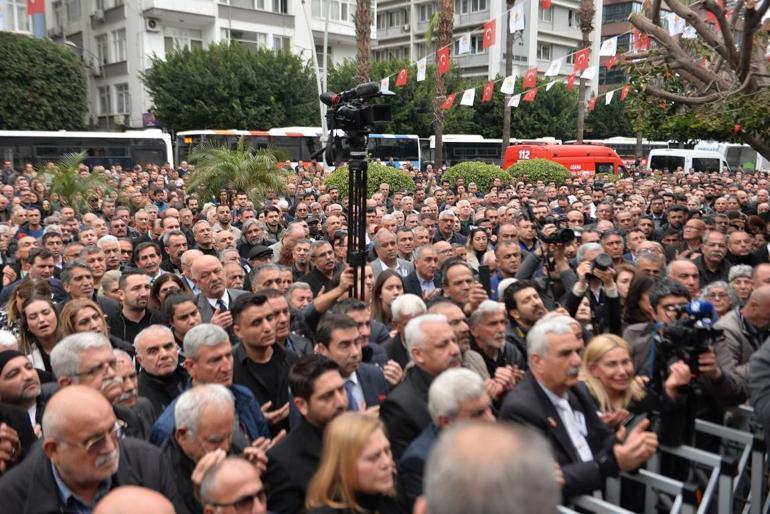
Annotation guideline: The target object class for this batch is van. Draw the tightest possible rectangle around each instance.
[647,149,728,173]
[502,144,626,177]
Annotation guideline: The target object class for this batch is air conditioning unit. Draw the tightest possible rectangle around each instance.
[93,8,105,21]
[113,114,126,125]
[145,17,160,32]
[402,23,410,32]
[47,26,63,38]
[91,65,102,77]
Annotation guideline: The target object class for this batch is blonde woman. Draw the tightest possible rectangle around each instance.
[306,412,403,514]
[579,334,691,430]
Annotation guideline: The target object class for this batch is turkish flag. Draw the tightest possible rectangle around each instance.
[395,68,408,88]
[573,48,590,72]
[620,85,630,101]
[441,93,457,110]
[483,20,496,49]
[633,29,650,52]
[437,47,451,75]
[523,88,538,103]
[541,0,552,9]
[587,97,597,112]
[605,56,619,70]
[482,81,495,102]
[28,0,44,15]
[523,67,538,88]
[566,73,576,92]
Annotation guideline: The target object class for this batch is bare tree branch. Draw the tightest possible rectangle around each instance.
[665,0,733,65]
[643,70,753,104]
[701,0,740,66]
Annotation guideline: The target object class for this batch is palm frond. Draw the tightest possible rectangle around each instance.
[425,12,439,46]
[39,151,114,214]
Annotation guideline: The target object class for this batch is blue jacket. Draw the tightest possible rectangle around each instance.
[149,383,270,446]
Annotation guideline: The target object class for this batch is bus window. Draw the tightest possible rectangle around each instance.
[596,163,614,174]
[649,155,685,171]
[692,158,721,172]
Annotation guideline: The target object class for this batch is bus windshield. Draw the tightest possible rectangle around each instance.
[649,155,685,171]
[367,136,419,167]
[692,158,721,172]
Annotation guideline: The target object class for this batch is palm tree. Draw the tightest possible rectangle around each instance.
[576,0,595,143]
[40,152,114,215]
[354,0,373,82]
[432,0,454,168]
[187,140,287,207]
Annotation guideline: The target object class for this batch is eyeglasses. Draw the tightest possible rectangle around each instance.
[210,487,267,512]
[662,303,688,312]
[72,359,117,378]
[61,419,126,454]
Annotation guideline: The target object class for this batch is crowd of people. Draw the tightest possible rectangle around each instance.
[0,155,770,513]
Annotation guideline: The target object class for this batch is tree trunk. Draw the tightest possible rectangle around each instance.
[635,131,643,159]
[576,78,586,143]
[501,2,514,159]
[577,0,594,144]
[432,0,454,168]
[354,0,372,83]
[742,132,770,163]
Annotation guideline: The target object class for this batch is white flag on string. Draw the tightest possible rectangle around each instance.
[380,76,390,93]
[682,25,697,39]
[460,88,476,106]
[458,33,471,55]
[545,81,557,91]
[599,36,617,56]
[580,66,597,80]
[668,12,685,35]
[500,72,517,94]
[544,58,562,77]
[416,57,427,82]
[605,90,615,105]
[508,94,521,107]
[510,1,525,32]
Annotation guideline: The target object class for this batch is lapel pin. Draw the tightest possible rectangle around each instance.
[547,417,558,428]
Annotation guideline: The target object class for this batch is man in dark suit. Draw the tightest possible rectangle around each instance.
[380,313,462,460]
[0,248,67,304]
[264,355,348,514]
[500,315,658,499]
[192,255,249,329]
[399,368,493,511]
[385,293,427,369]
[315,313,389,412]
[403,245,441,299]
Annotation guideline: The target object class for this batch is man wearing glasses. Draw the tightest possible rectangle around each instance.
[201,457,268,514]
[51,332,148,440]
[0,385,183,513]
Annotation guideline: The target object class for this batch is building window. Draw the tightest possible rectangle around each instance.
[470,0,486,12]
[272,0,287,13]
[539,6,552,22]
[95,34,109,65]
[602,2,640,24]
[617,33,632,52]
[222,29,266,51]
[273,35,290,53]
[418,3,435,22]
[599,67,626,85]
[98,86,112,115]
[312,0,353,21]
[537,43,551,61]
[111,29,126,62]
[567,9,576,27]
[7,0,30,32]
[115,83,130,114]
[65,0,80,20]
[377,14,386,29]
[454,0,469,14]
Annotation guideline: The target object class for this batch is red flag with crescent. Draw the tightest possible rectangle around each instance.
[28,0,45,14]
[620,85,630,101]
[605,56,618,70]
[588,96,597,112]
[482,81,495,102]
[573,48,590,72]
[483,20,496,49]
[437,47,451,75]
[566,73,576,92]
[523,67,538,88]
[541,0,552,9]
[633,29,650,52]
[395,68,408,87]
[523,88,538,103]
[441,93,457,110]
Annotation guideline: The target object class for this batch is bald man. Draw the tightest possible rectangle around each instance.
[192,255,249,327]
[94,485,175,514]
[0,386,183,513]
[200,457,268,514]
[715,285,770,402]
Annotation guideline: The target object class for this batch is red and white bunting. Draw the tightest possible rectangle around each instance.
[460,88,476,106]
[441,93,457,109]
[483,20,496,49]
[482,81,495,102]
[437,47,451,75]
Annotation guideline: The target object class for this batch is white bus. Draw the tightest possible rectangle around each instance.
[566,137,670,162]
[423,135,561,167]
[693,141,769,171]
[647,148,727,173]
[0,130,174,169]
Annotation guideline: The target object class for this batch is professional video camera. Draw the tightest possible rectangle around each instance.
[538,214,575,245]
[319,82,393,166]
[318,82,393,301]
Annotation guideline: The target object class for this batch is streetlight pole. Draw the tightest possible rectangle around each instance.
[300,0,327,142]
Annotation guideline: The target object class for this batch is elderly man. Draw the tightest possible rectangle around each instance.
[500,316,659,499]
[434,210,467,245]
[0,386,183,513]
[299,241,339,296]
[399,368,494,510]
[201,457,268,514]
[469,300,524,384]
[94,486,175,514]
[149,323,270,447]
[192,255,249,328]
[134,325,189,417]
[380,313,462,460]
[385,294,427,368]
[371,229,414,280]
[403,245,441,300]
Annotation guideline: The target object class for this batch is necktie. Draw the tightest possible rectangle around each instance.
[216,299,227,312]
[344,379,359,411]
[555,398,593,462]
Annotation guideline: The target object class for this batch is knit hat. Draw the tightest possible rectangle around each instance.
[0,350,24,375]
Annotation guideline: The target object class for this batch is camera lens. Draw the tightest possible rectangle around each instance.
[593,253,613,270]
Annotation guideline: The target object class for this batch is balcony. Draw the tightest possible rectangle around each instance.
[142,0,216,27]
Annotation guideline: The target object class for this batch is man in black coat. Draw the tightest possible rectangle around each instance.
[499,316,658,499]
[264,355,348,514]
[0,386,185,513]
[134,325,189,418]
[380,313,462,460]
[403,245,441,299]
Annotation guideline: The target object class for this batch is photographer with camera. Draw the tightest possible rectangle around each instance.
[515,223,575,309]
[564,243,622,337]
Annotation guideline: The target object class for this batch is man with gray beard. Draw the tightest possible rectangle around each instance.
[0,386,184,513]
[114,350,157,428]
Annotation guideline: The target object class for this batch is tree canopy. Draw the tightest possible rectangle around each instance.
[0,32,87,130]
[142,42,319,132]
